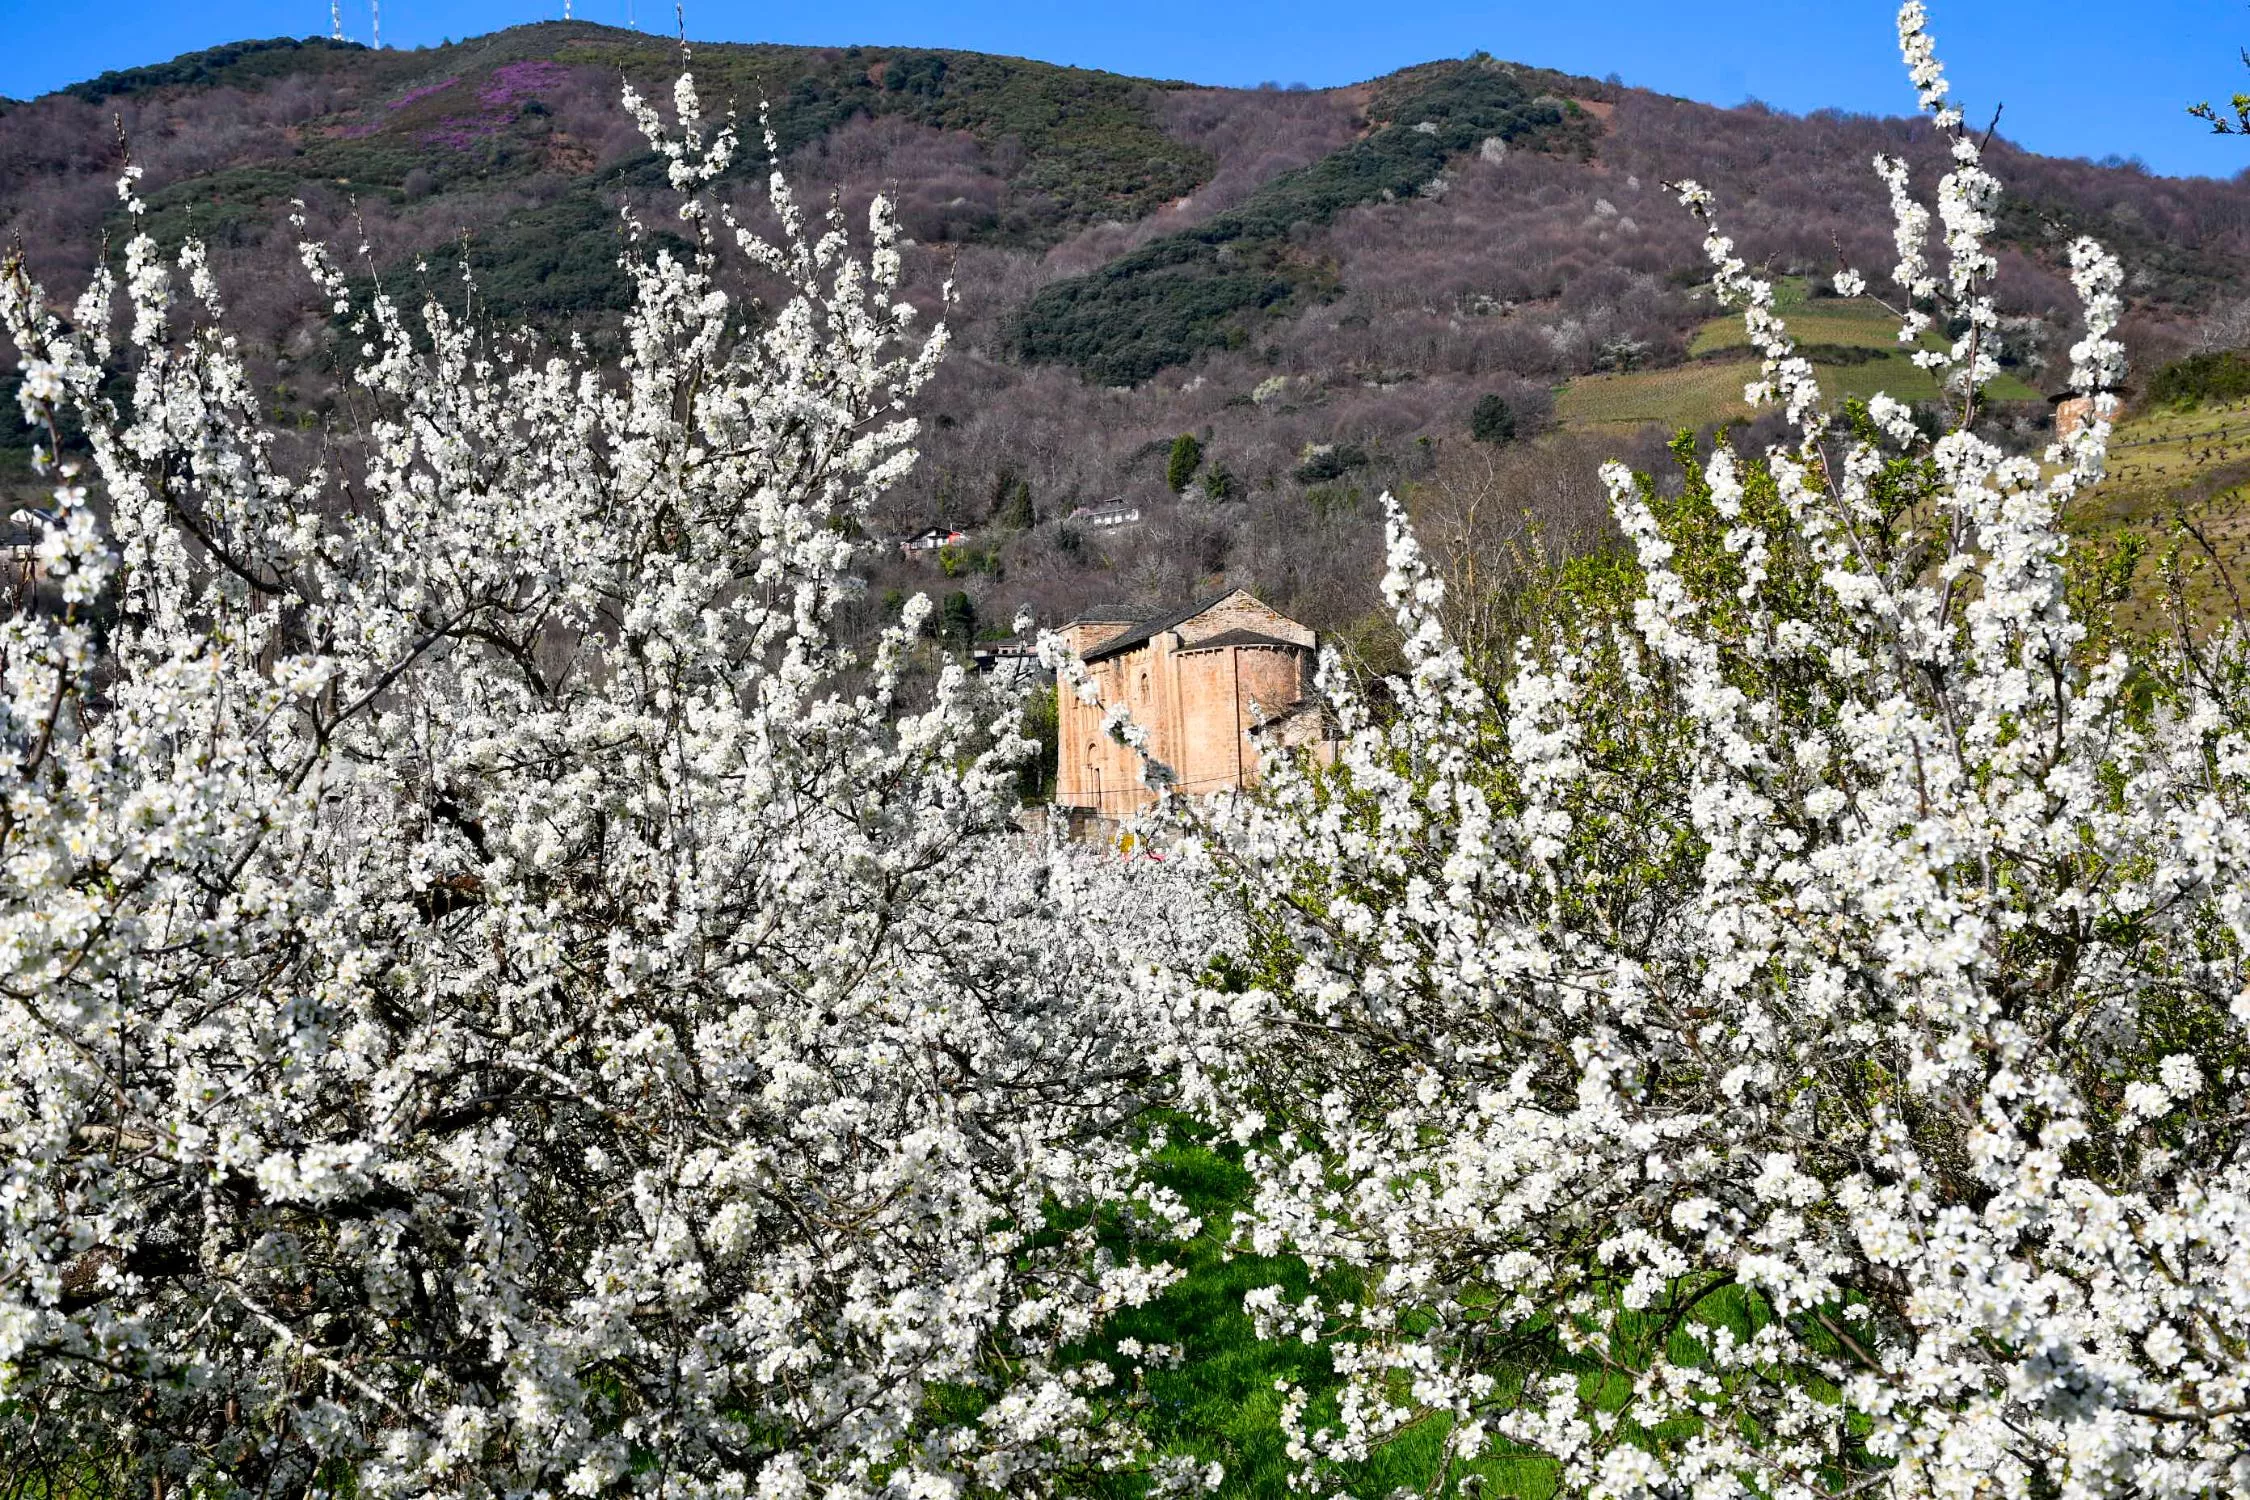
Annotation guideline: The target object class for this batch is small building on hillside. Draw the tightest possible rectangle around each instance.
[971,641,1045,688]
[1056,589,1325,819]
[902,527,967,554]
[1068,500,1142,531]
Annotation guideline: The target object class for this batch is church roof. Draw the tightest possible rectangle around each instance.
[1080,588,1247,664]
[1176,628,1305,653]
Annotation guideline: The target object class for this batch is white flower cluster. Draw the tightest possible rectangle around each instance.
[1182,6,2250,1497]
[0,75,1224,1500]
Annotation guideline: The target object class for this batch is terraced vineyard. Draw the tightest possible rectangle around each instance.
[2068,398,2250,633]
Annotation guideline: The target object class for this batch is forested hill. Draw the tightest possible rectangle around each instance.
[6,23,2250,641]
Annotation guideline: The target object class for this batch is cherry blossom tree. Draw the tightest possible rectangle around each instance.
[1162,5,2250,1496]
[0,72,1220,1500]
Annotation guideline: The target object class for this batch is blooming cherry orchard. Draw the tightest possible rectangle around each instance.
[0,69,1221,1500]
[1173,6,2250,1498]
[12,4,2250,1498]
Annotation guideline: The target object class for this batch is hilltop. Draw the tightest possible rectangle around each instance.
[5,23,2250,637]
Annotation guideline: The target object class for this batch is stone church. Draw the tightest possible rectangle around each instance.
[1055,589,1325,818]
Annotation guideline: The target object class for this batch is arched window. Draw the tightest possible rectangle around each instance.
[1138,670,1151,701]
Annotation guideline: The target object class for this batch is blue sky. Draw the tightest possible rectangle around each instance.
[2,0,2244,179]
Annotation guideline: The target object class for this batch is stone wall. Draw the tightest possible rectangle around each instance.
[1174,595,1315,651]
[1169,642,1309,796]
[1054,591,1318,816]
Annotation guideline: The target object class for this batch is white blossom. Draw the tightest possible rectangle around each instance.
[1170,7,2250,1497]
[0,70,1223,1500]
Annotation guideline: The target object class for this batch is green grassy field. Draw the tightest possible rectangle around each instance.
[1555,358,1770,430]
[1084,1129,1571,1499]
[1550,280,2250,639]
[1556,350,2041,430]
[1562,281,2041,431]
[1085,1121,1844,1498]
[1686,280,1915,358]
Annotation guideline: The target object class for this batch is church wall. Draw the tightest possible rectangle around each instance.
[1171,648,1240,797]
[1059,648,1135,816]
[1234,646,1312,774]
[1171,645,1313,795]
[1174,596,1316,651]
[1052,593,1320,819]
[1057,637,1183,817]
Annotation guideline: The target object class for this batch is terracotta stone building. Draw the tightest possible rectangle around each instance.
[1056,589,1324,817]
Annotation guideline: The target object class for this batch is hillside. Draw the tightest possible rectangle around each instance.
[6,24,2250,638]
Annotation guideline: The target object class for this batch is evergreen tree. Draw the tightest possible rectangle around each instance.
[939,588,979,646]
[1166,432,1204,493]
[1470,392,1516,444]
[995,468,1036,530]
